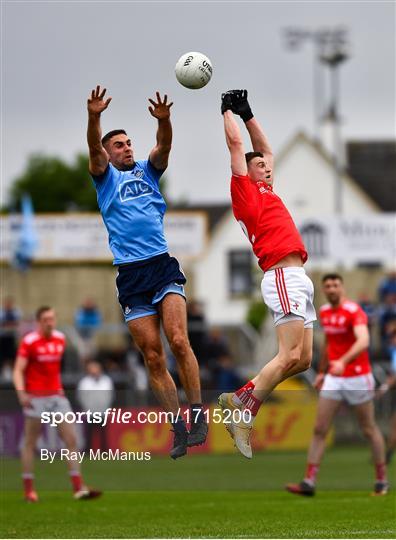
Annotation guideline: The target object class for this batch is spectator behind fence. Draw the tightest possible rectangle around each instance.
[186,300,207,365]
[0,297,22,378]
[215,354,242,394]
[378,272,396,302]
[205,327,231,363]
[204,327,231,389]
[74,298,103,359]
[359,293,378,357]
[359,293,377,329]
[378,292,396,358]
[76,360,114,451]
[74,298,102,338]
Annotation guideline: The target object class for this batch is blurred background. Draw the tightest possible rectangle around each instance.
[1,1,395,459]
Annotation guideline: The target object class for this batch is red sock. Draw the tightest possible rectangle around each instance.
[244,393,262,417]
[234,381,255,406]
[304,463,320,485]
[375,463,387,482]
[22,473,34,494]
[69,471,83,493]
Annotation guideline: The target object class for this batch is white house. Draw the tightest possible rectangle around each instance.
[185,131,391,325]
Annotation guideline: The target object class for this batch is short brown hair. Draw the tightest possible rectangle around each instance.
[35,306,52,320]
[322,273,343,284]
[101,129,127,147]
[245,151,264,165]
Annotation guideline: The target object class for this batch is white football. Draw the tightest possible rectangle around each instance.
[175,52,213,90]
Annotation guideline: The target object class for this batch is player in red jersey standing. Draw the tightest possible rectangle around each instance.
[218,90,316,458]
[13,306,101,502]
[286,274,388,496]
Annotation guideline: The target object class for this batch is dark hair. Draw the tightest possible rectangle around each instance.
[322,273,343,283]
[101,129,127,147]
[36,306,52,320]
[245,151,264,165]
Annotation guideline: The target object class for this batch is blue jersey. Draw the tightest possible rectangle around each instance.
[92,160,168,265]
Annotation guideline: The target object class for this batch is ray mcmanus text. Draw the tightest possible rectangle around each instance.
[41,449,152,463]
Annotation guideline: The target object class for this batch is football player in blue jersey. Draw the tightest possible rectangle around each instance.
[86,85,208,459]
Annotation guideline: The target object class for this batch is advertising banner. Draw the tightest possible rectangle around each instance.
[0,212,208,262]
[299,215,396,268]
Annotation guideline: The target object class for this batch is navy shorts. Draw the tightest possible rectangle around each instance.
[116,253,187,322]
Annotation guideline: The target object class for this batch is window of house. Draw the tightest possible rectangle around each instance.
[228,250,253,296]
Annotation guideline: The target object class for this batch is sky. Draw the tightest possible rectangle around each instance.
[2,1,395,204]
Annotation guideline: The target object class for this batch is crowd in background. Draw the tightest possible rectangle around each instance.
[359,272,396,366]
[1,272,396,388]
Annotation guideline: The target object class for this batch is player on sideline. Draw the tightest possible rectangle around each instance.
[12,306,101,502]
[286,274,388,496]
[219,90,316,458]
[86,85,207,459]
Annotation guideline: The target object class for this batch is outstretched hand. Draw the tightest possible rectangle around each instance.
[230,89,254,122]
[148,92,173,120]
[87,85,112,115]
[221,91,234,115]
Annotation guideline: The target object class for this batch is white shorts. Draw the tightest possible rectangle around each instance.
[320,373,375,405]
[24,395,73,419]
[261,267,316,328]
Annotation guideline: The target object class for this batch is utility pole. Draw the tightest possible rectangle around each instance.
[320,29,349,215]
[283,27,349,214]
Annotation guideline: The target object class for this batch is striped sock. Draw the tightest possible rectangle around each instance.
[69,470,83,493]
[304,463,320,485]
[375,462,387,482]
[244,393,262,417]
[233,380,255,406]
[22,473,34,494]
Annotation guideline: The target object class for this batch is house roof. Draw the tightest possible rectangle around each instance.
[346,141,396,212]
[276,131,380,212]
[171,133,394,235]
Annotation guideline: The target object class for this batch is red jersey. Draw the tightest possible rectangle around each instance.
[16,330,66,395]
[231,174,307,271]
[320,300,371,377]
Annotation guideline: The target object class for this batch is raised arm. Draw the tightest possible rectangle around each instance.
[245,118,273,165]
[87,85,111,176]
[148,92,173,171]
[222,93,247,176]
[230,90,274,171]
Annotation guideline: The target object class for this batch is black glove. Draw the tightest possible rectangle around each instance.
[221,91,234,115]
[230,89,254,122]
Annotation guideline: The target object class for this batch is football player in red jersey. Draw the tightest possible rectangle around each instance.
[13,306,101,502]
[286,274,388,496]
[218,90,316,458]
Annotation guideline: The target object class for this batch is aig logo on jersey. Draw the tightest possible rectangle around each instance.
[119,179,153,202]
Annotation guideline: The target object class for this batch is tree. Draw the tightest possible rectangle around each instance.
[8,153,168,212]
[9,154,97,212]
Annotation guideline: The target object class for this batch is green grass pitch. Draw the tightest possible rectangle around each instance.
[1,447,395,538]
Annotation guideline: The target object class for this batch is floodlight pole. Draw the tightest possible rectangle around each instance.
[283,27,349,215]
[283,28,328,142]
[320,47,349,215]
